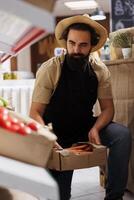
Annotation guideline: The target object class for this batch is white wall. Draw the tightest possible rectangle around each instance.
[0,59,11,72]
[17,47,31,71]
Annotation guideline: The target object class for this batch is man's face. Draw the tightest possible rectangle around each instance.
[66,29,92,58]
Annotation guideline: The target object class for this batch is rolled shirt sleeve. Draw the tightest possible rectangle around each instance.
[32,57,61,104]
[97,68,113,99]
[90,56,113,99]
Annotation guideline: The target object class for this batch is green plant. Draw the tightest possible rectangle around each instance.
[110,32,132,48]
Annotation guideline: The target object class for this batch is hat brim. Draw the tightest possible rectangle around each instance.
[55,15,108,52]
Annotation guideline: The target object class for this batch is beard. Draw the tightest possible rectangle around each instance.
[66,53,89,72]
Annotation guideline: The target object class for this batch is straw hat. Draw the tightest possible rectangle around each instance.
[55,14,108,52]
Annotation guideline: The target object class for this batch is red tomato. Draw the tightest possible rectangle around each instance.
[0,107,9,129]
[0,114,9,127]
[8,116,19,124]
[18,126,32,136]
[17,121,25,128]
[9,124,21,133]
[1,120,12,129]
[0,107,8,115]
[0,113,8,120]
[27,122,39,131]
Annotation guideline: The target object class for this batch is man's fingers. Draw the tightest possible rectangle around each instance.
[54,142,63,150]
[95,137,101,145]
[89,135,101,145]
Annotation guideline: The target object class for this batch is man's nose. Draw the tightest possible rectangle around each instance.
[74,45,81,53]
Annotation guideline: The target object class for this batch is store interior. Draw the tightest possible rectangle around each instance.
[0,0,134,199]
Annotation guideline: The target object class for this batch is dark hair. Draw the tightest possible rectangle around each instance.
[61,23,100,46]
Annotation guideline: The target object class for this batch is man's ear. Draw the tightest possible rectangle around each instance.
[91,36,100,46]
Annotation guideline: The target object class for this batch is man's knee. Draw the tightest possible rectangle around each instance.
[100,122,131,147]
[109,123,131,151]
[115,123,131,143]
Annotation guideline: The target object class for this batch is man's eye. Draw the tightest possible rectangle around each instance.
[69,41,75,45]
[80,43,88,48]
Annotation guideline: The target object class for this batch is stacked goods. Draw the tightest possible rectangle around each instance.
[3,72,18,80]
[0,107,57,166]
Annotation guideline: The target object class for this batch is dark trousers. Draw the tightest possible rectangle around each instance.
[49,170,73,200]
[49,122,131,200]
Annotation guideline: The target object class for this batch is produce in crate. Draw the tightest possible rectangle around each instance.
[0,106,40,135]
[0,106,57,166]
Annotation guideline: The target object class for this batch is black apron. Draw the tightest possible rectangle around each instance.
[43,58,98,147]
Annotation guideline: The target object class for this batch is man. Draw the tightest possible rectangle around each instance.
[29,14,131,200]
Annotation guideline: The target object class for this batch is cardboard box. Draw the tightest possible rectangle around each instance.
[47,144,107,171]
[0,111,57,167]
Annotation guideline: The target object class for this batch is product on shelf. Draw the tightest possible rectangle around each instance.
[0,107,57,166]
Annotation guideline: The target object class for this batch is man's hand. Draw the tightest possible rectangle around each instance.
[54,142,63,150]
[88,127,101,145]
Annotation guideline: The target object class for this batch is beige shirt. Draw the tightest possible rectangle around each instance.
[32,54,113,104]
